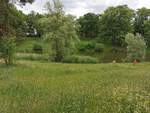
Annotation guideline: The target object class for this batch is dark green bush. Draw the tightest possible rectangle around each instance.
[85,42,96,49]
[63,55,98,64]
[94,43,104,52]
[32,43,43,54]
[78,42,96,52]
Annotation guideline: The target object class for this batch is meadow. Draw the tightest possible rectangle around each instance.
[1,1,150,113]
[0,61,150,113]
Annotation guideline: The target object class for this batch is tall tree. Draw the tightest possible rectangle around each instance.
[0,0,10,36]
[144,20,150,46]
[42,0,79,62]
[0,0,34,37]
[0,0,34,64]
[98,5,134,46]
[78,13,99,39]
[134,8,150,35]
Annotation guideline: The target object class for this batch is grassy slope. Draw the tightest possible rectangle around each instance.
[0,61,150,113]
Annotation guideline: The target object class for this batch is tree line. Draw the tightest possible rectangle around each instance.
[78,6,150,46]
[0,0,150,64]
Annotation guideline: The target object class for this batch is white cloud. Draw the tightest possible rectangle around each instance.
[17,0,150,17]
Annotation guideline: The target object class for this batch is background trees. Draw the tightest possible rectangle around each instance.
[0,0,150,64]
[25,11,44,37]
[98,5,134,46]
[134,8,150,46]
[78,13,99,39]
[144,20,150,46]
[134,8,150,35]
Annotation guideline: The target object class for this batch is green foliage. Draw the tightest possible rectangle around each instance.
[78,41,104,53]
[94,43,104,52]
[63,55,98,64]
[9,5,27,37]
[78,13,99,39]
[125,33,147,62]
[98,5,134,46]
[26,11,43,37]
[0,36,16,65]
[32,42,43,54]
[0,0,11,36]
[134,8,150,35]
[144,20,150,46]
[43,0,79,62]
[134,8,150,47]
[78,42,96,52]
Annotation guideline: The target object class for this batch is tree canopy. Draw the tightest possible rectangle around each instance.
[98,5,134,46]
[78,13,99,39]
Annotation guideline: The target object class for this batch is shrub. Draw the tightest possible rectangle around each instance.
[63,55,98,64]
[32,43,43,54]
[78,42,96,52]
[125,33,147,62]
[94,43,104,52]
[0,36,16,65]
[85,42,96,49]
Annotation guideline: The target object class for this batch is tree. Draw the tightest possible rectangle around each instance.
[144,20,150,46]
[98,5,134,46]
[43,0,79,62]
[125,33,147,62]
[9,0,34,4]
[134,8,150,46]
[0,36,16,65]
[8,4,27,38]
[0,0,10,36]
[0,0,34,37]
[78,13,99,39]
[134,8,150,35]
[0,0,34,65]
[26,11,40,37]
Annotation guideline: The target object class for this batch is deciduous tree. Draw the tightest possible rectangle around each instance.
[78,13,99,39]
[42,0,79,62]
[98,5,134,46]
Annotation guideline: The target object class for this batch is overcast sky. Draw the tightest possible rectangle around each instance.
[16,0,150,17]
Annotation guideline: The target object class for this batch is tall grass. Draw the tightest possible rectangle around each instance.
[0,61,149,113]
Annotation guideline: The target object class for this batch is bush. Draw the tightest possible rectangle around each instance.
[94,43,104,52]
[32,43,43,54]
[125,33,147,62]
[85,42,96,49]
[78,42,96,52]
[63,55,98,64]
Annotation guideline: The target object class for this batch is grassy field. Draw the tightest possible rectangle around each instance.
[0,61,150,113]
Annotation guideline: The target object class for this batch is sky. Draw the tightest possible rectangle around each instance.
[16,0,150,17]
